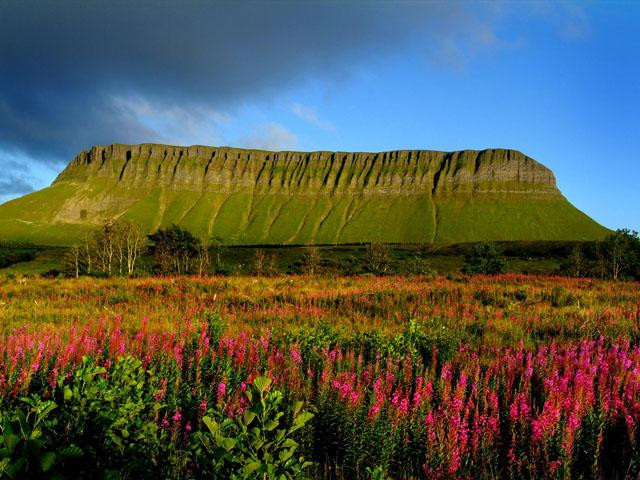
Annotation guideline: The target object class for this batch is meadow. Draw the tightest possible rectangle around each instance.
[1,273,639,479]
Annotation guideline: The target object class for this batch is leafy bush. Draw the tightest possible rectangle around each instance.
[0,397,82,479]
[406,255,433,275]
[364,243,392,275]
[547,286,577,307]
[196,376,315,479]
[463,243,508,275]
[0,250,36,269]
[473,289,508,308]
[56,356,171,476]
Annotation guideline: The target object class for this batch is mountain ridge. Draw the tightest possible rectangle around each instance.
[0,144,608,245]
[55,144,559,195]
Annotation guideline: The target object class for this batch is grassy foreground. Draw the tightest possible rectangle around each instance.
[1,274,639,478]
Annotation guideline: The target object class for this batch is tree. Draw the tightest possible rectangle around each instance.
[407,255,433,275]
[462,243,508,275]
[65,245,82,278]
[365,243,392,275]
[253,249,266,275]
[210,236,225,273]
[94,220,116,275]
[603,229,640,280]
[566,244,586,277]
[123,221,143,275]
[266,252,279,276]
[300,246,322,275]
[82,232,94,275]
[196,236,211,276]
[592,241,607,280]
[147,225,201,275]
[66,220,143,277]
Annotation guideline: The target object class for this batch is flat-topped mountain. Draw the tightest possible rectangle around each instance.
[0,144,608,245]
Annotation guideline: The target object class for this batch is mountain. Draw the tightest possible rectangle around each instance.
[0,144,608,246]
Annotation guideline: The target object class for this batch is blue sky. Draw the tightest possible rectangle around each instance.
[0,1,638,231]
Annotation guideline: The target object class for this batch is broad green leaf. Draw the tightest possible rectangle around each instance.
[216,436,236,451]
[40,451,57,472]
[292,411,314,430]
[278,447,294,462]
[2,417,13,436]
[38,401,57,417]
[293,400,303,417]
[253,376,272,393]
[58,444,83,458]
[282,438,298,449]
[243,410,256,425]
[4,433,19,453]
[16,410,27,435]
[265,419,279,431]
[243,461,262,475]
[202,416,219,434]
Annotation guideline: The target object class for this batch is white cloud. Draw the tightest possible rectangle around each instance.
[291,103,335,131]
[420,1,589,70]
[557,4,591,40]
[109,95,230,146]
[238,123,298,151]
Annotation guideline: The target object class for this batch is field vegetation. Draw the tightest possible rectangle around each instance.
[1,224,639,478]
[1,272,640,478]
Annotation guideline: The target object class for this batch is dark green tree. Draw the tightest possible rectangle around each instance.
[147,224,201,274]
[559,244,587,278]
[603,229,640,280]
[462,243,508,275]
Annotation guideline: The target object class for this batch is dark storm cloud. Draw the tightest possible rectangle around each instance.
[0,0,448,165]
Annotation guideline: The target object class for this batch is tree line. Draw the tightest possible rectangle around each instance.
[64,221,640,280]
[66,220,143,277]
[560,229,640,280]
[464,229,640,280]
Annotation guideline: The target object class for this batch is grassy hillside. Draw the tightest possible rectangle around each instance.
[0,144,609,246]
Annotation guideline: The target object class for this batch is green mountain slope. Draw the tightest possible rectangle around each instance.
[0,144,609,245]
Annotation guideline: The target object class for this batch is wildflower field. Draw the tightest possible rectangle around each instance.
[1,273,639,479]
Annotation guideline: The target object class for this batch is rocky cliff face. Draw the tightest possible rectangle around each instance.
[0,144,607,246]
[56,144,559,196]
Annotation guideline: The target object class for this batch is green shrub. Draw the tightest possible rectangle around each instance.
[406,256,433,275]
[0,396,82,479]
[205,312,227,345]
[56,356,173,476]
[547,286,577,307]
[463,243,508,275]
[196,376,315,479]
[474,289,507,308]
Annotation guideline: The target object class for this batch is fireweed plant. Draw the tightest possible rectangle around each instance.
[0,274,639,478]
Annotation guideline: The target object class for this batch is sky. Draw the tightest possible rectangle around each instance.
[0,0,638,231]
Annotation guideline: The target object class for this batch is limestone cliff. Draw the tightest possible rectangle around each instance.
[56,144,559,195]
